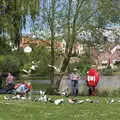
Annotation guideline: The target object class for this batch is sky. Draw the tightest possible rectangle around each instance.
[22,16,33,35]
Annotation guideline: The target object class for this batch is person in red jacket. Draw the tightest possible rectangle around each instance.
[86,68,99,96]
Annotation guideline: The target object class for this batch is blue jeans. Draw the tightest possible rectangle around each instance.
[71,80,78,96]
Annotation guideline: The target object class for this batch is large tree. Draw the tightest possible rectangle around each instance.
[26,0,120,89]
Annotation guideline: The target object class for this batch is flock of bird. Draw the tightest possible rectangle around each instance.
[2,90,120,105]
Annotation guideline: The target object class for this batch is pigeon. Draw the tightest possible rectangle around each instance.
[77,100,85,104]
[59,88,69,96]
[105,98,115,104]
[3,96,9,100]
[21,96,26,100]
[68,98,77,104]
[48,98,54,103]
[54,99,64,105]
[86,98,92,103]
[39,90,45,96]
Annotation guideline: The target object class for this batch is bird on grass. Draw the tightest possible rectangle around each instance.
[105,98,115,104]
[68,98,78,104]
[54,99,64,105]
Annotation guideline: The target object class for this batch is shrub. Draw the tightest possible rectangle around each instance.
[0,55,20,75]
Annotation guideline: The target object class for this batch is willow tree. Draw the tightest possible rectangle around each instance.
[0,0,40,48]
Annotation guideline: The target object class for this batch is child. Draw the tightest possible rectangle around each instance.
[15,81,32,97]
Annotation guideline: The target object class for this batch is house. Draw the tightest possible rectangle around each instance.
[94,44,120,70]
[20,37,66,52]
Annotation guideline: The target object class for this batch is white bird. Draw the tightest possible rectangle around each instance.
[39,90,45,96]
[21,97,26,100]
[105,98,115,104]
[77,100,85,104]
[31,65,36,70]
[43,95,47,102]
[4,96,9,100]
[86,98,92,102]
[16,95,21,99]
[68,98,77,104]
[59,88,68,96]
[48,64,60,73]
[54,99,64,105]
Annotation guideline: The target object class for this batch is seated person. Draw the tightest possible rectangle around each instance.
[15,81,32,97]
[5,72,15,92]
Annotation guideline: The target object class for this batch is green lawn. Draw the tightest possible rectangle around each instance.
[0,95,120,120]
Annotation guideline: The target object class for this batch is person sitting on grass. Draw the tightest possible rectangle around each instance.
[15,81,32,97]
[5,72,15,92]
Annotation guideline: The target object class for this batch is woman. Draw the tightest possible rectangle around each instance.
[70,68,80,96]
[6,72,15,91]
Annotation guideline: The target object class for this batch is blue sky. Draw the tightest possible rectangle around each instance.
[22,16,33,35]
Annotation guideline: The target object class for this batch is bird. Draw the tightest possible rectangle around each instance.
[59,88,69,96]
[39,90,46,96]
[48,64,60,73]
[86,98,92,103]
[77,100,85,104]
[68,98,77,104]
[54,99,64,105]
[105,98,115,104]
[21,96,26,100]
[3,96,9,100]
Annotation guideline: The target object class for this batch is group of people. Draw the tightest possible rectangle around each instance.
[69,68,99,96]
[0,72,32,97]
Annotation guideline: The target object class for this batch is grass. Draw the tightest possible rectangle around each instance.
[0,95,120,120]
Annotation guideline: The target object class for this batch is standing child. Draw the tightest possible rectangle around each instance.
[70,68,80,96]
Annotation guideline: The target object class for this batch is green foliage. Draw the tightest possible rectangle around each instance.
[21,46,51,75]
[0,55,20,75]
[69,55,92,75]
[0,40,12,54]
[0,0,40,47]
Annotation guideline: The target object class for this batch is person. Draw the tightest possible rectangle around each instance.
[86,68,99,96]
[70,68,80,96]
[5,72,15,91]
[15,81,32,97]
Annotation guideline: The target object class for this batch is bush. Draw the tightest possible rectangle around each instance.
[97,88,120,97]
[0,55,20,75]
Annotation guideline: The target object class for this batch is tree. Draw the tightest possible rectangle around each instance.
[56,0,120,89]
[0,0,40,48]
[30,0,120,89]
